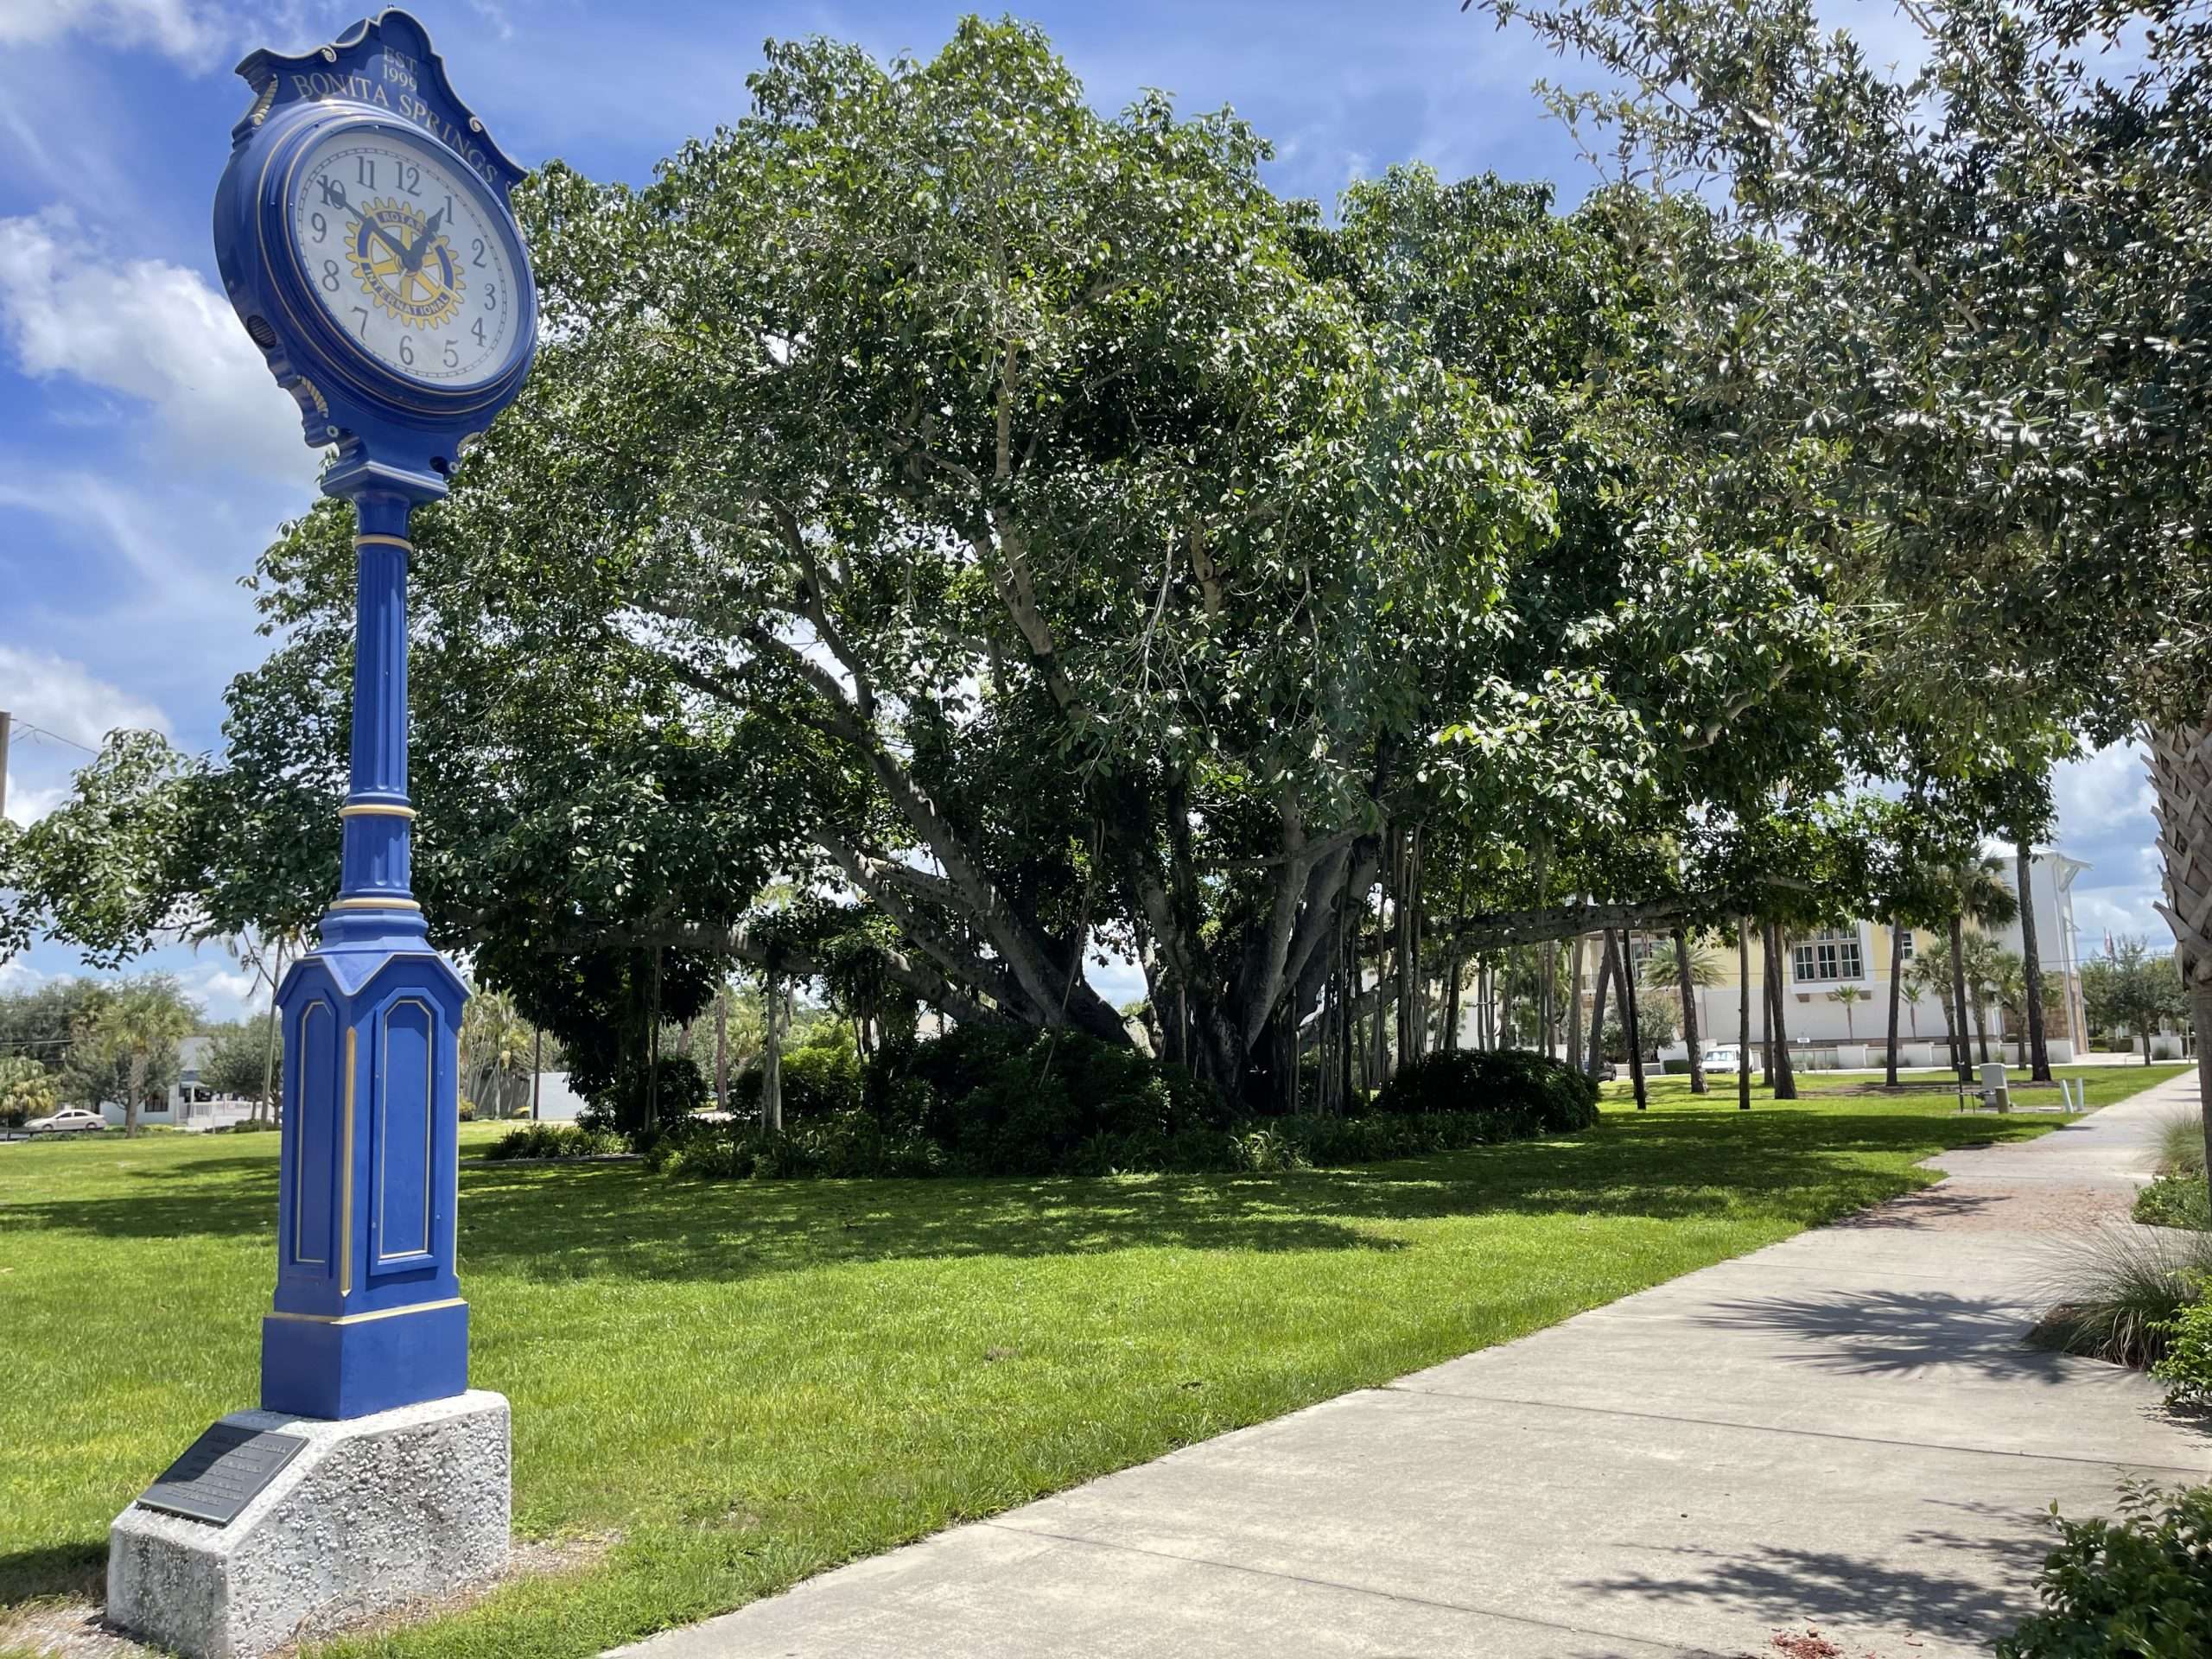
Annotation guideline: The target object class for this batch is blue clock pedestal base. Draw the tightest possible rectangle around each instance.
[261,899,472,1422]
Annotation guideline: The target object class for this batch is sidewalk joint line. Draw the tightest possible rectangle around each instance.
[1379,1385,2209,1476]
[979,1518,1709,1655]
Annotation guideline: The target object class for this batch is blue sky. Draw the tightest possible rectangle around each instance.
[0,0,2170,1017]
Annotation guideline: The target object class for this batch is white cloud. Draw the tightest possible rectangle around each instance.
[180,958,262,1020]
[2052,741,2156,843]
[0,956,47,991]
[0,209,320,480]
[0,0,228,65]
[0,644,168,749]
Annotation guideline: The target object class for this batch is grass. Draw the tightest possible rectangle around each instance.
[0,1066,2188,1658]
[1614,1062,2191,1114]
[2030,1224,2212,1367]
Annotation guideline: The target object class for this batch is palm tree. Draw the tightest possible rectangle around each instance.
[1935,856,2019,1082]
[1643,929,1723,1094]
[80,977,199,1138]
[461,991,533,1119]
[1829,982,1866,1043]
[1961,932,2005,1063]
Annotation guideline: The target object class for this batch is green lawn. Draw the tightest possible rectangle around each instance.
[1609,1061,2193,1113]
[0,1065,2190,1657]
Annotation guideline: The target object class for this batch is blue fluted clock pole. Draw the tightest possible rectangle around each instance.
[261,473,471,1421]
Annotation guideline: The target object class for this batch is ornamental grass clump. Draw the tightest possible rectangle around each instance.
[2030,1226,2212,1370]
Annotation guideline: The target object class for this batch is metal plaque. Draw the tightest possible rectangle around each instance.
[135,1424,308,1526]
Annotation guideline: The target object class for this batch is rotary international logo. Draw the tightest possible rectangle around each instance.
[344,197,465,328]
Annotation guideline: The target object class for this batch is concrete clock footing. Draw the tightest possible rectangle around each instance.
[107,1390,510,1659]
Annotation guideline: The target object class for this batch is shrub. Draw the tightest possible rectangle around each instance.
[874,1025,1228,1176]
[1994,1482,2212,1657]
[2031,1227,2212,1369]
[223,1117,279,1134]
[2135,1175,2211,1232]
[485,1122,626,1161]
[2152,1280,2212,1408]
[1372,1048,1599,1134]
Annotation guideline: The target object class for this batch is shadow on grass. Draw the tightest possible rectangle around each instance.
[3,1109,2060,1288]
[0,1542,104,1606]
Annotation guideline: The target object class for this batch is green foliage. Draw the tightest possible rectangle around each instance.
[1370,1047,1599,1134]
[2135,1177,2212,1233]
[2083,940,2190,1052]
[2151,1281,2212,1408]
[878,1025,1229,1177]
[0,1055,54,1128]
[1995,1483,2212,1659]
[198,1014,279,1107]
[484,1122,627,1161]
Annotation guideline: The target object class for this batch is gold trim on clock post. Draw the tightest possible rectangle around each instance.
[340,1027,358,1296]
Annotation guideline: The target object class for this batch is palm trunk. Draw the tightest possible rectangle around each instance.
[258,938,285,1124]
[2015,843,2052,1082]
[1586,935,1614,1077]
[1674,926,1706,1094]
[1566,932,1587,1070]
[1948,915,1974,1082]
[761,974,785,1133]
[1885,922,1904,1087]
[1616,931,1647,1109]
[1765,922,1797,1100]
[2150,725,2212,1193]
[1758,923,1774,1087]
[714,989,728,1111]
[1737,917,1752,1110]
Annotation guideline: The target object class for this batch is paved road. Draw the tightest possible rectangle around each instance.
[613,1074,2211,1659]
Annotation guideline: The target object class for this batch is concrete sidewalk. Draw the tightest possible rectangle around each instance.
[614,1074,2211,1659]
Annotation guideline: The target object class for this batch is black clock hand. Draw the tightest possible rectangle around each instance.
[401,207,444,276]
[320,179,411,265]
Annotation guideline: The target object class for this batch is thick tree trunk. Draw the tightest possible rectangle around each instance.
[2150,724,2212,1198]
[1586,935,1615,1077]
[2016,845,2052,1082]
[1765,923,1797,1100]
[1737,917,1752,1110]
[1885,921,1904,1088]
[1616,931,1647,1109]
[1948,915,1974,1082]
[1674,926,1706,1094]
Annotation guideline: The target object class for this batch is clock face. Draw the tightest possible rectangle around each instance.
[286,126,524,393]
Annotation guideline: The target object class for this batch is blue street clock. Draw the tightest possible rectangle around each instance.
[212,10,537,1421]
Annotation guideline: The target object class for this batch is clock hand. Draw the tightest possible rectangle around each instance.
[320,179,411,265]
[401,207,444,276]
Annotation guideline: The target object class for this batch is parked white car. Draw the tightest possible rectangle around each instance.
[1702,1046,1744,1074]
[25,1106,105,1135]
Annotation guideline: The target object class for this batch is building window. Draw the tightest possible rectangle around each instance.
[1791,929,1864,982]
[1896,928,1914,962]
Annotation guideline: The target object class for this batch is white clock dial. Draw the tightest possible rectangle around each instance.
[288,127,522,391]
